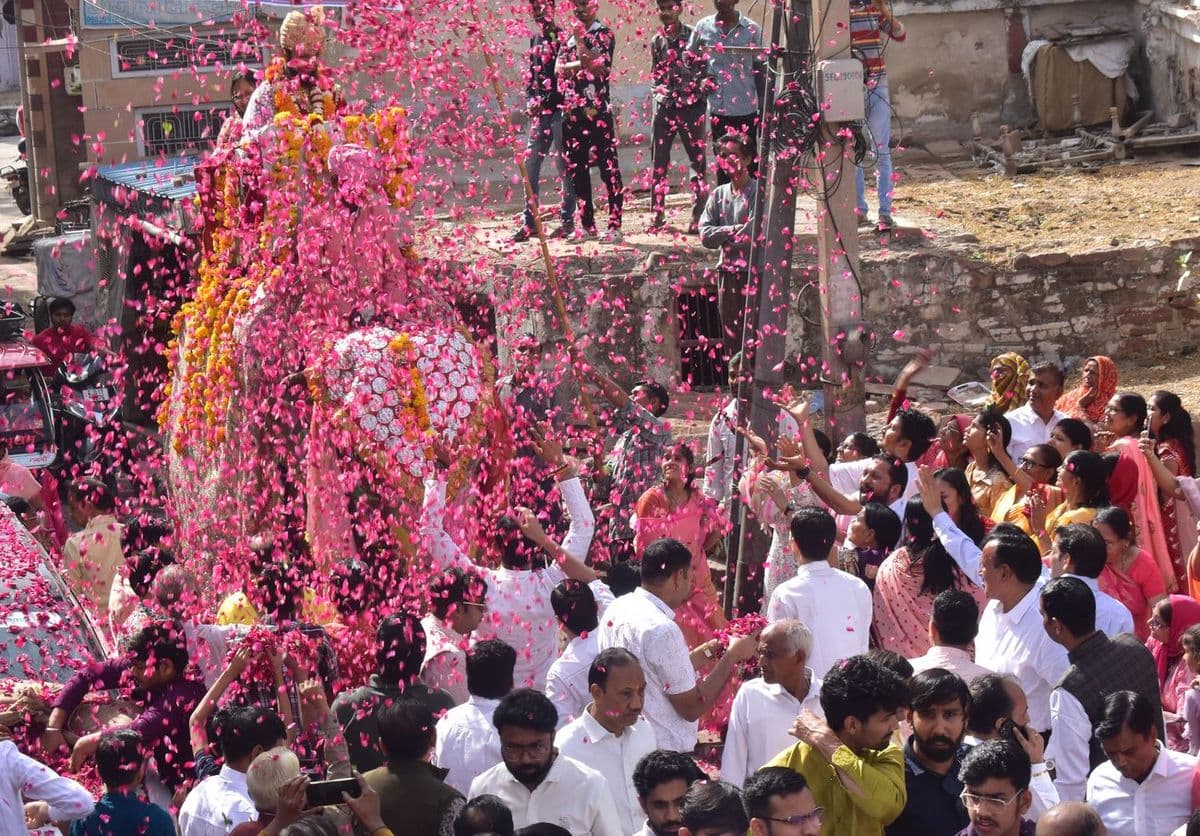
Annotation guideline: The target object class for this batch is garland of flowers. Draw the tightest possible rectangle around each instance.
[387,332,434,444]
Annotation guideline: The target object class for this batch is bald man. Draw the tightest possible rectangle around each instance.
[1035,802,1106,836]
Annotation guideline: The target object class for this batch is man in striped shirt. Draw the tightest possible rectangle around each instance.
[849,0,905,231]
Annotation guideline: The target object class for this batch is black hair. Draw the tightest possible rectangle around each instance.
[495,514,542,571]
[47,296,76,315]
[70,477,116,513]
[330,559,384,618]
[378,698,436,762]
[5,496,30,515]
[812,429,834,463]
[976,407,1014,452]
[1055,523,1107,578]
[679,780,748,832]
[865,648,913,680]
[230,68,257,89]
[959,739,1031,792]
[743,767,811,820]
[902,497,967,597]
[846,431,880,459]
[430,566,489,621]
[632,749,706,799]
[1112,392,1148,435]
[1152,390,1197,473]
[717,133,751,159]
[932,588,980,647]
[894,408,938,461]
[1096,690,1158,741]
[1030,361,1065,389]
[1042,576,1096,637]
[641,538,693,583]
[454,796,515,836]
[666,442,698,493]
[635,380,671,416]
[860,502,902,552]
[1054,418,1093,451]
[789,507,837,563]
[212,705,287,764]
[128,620,189,674]
[588,647,639,691]
[515,826,571,836]
[966,674,1019,737]
[1186,809,1200,836]
[1062,450,1110,507]
[493,688,557,735]
[256,560,302,623]
[879,453,909,495]
[606,560,641,596]
[551,579,599,636]
[1025,444,1064,482]
[95,728,144,788]
[375,612,427,685]
[933,467,987,545]
[1094,505,1133,541]
[820,655,909,733]
[127,547,175,599]
[909,668,971,714]
[980,527,1043,585]
[467,639,517,700]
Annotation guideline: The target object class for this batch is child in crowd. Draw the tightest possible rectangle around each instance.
[70,729,174,836]
[839,501,903,590]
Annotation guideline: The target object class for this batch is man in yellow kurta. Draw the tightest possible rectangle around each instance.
[767,654,909,835]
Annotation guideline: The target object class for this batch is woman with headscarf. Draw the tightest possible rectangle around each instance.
[1056,356,1118,427]
[984,352,1030,415]
[1140,391,1198,594]
[1148,595,1200,751]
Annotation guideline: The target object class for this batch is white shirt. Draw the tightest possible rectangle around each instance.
[908,645,992,683]
[976,582,1070,732]
[555,707,658,835]
[703,398,739,504]
[765,561,872,679]
[721,674,824,787]
[1064,574,1135,637]
[421,614,469,705]
[469,752,624,836]
[546,632,599,729]
[434,695,502,794]
[1087,745,1196,836]
[1006,404,1065,463]
[178,765,256,836]
[184,620,243,689]
[0,740,93,835]
[597,587,698,752]
[1046,687,1093,803]
[828,459,919,506]
[423,475,594,689]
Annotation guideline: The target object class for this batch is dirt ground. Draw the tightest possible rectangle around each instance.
[893,157,1200,257]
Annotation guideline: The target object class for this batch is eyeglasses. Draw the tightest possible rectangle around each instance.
[462,600,487,610]
[1018,457,1049,470]
[960,791,1021,811]
[763,808,824,827]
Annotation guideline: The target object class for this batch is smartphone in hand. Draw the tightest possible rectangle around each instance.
[306,778,361,808]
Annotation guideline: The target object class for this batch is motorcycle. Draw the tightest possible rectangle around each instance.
[1,136,30,217]
[54,353,120,481]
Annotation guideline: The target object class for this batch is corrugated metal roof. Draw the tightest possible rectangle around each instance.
[93,156,199,211]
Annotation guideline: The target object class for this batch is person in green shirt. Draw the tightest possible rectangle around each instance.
[767,654,909,835]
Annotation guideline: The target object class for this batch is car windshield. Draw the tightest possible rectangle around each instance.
[0,367,50,445]
[0,508,104,683]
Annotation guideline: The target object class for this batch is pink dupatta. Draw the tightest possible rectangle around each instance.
[1112,437,1174,591]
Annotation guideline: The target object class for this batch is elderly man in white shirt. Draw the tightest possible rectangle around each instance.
[434,638,515,795]
[555,648,657,834]
[917,471,1068,734]
[1049,524,1134,637]
[470,689,623,836]
[423,443,600,690]
[1088,689,1196,836]
[598,537,757,752]
[722,619,824,787]
[907,588,992,683]
[1005,363,1066,462]
[546,578,615,728]
[765,507,872,679]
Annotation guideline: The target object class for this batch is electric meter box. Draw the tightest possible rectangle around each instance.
[816,59,865,122]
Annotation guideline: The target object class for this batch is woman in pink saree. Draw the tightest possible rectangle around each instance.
[634,442,729,647]
[1095,506,1166,642]
[1104,392,1174,591]
[1141,391,1197,594]
[1148,595,1200,751]
[873,497,987,658]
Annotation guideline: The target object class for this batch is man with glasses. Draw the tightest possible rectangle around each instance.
[744,767,822,835]
[469,689,622,835]
[957,739,1036,836]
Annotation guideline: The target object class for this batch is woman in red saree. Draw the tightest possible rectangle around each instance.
[1148,595,1200,751]
[1104,392,1174,591]
[1095,505,1167,642]
[633,442,729,647]
[1056,355,1118,428]
[1141,391,1197,595]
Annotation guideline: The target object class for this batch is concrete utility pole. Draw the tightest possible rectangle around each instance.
[813,0,866,438]
[725,0,810,614]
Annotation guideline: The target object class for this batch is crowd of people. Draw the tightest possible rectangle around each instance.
[7,341,1200,836]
